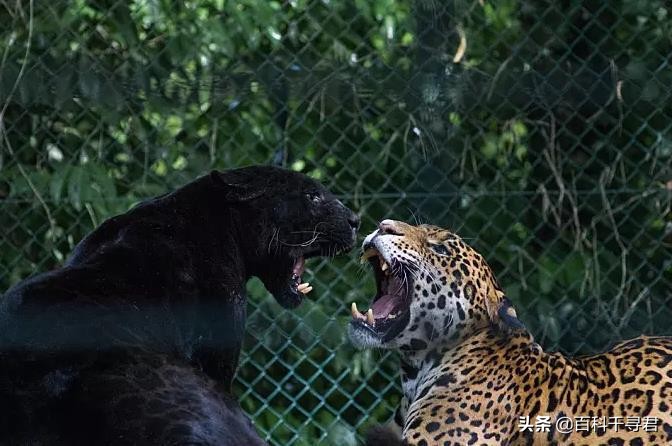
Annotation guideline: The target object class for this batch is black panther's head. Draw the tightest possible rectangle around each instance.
[211,166,359,308]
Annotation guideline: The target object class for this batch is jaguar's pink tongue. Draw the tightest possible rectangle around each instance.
[371,294,400,319]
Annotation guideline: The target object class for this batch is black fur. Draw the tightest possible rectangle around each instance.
[364,425,406,446]
[0,166,359,445]
[497,296,526,330]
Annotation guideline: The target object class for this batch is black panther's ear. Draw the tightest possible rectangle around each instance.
[210,169,268,202]
[497,297,526,331]
[485,274,525,332]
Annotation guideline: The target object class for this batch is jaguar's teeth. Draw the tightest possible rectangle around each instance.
[381,261,389,272]
[360,248,378,264]
[367,309,375,326]
[388,313,397,319]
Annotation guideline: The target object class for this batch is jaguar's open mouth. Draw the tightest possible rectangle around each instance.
[349,245,412,340]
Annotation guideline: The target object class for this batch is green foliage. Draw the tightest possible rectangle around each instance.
[1,0,671,444]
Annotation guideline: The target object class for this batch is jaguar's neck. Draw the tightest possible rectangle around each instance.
[398,326,537,405]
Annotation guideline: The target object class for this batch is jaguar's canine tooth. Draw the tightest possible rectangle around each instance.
[381,261,389,272]
[367,309,375,326]
[297,282,310,292]
[351,302,360,318]
[360,248,378,264]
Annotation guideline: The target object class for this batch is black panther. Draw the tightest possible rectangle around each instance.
[0,166,359,445]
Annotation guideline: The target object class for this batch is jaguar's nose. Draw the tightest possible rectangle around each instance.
[378,219,403,236]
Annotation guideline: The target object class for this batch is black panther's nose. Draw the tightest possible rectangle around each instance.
[336,199,360,231]
[347,211,360,231]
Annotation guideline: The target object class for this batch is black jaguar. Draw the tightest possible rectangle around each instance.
[0,166,359,445]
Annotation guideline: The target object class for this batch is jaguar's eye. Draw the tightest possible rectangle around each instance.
[429,243,450,256]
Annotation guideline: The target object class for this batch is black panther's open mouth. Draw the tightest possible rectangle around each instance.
[280,241,353,308]
[349,245,412,340]
[290,255,310,295]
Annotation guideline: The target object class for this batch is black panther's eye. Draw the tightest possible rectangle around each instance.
[429,243,450,256]
[305,192,322,203]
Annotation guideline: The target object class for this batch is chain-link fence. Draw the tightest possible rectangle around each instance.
[1,0,671,444]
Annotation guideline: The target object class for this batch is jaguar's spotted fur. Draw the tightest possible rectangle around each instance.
[349,220,672,446]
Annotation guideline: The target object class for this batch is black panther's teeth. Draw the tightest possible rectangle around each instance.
[297,283,312,294]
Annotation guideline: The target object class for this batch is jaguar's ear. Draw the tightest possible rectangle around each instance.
[496,296,525,331]
[210,169,268,202]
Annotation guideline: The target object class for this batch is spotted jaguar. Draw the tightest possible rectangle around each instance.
[348,219,672,446]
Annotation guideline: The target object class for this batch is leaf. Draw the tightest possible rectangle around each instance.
[50,165,71,203]
[54,65,75,109]
[78,69,100,101]
[111,3,139,46]
[67,166,84,211]
[537,256,558,295]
